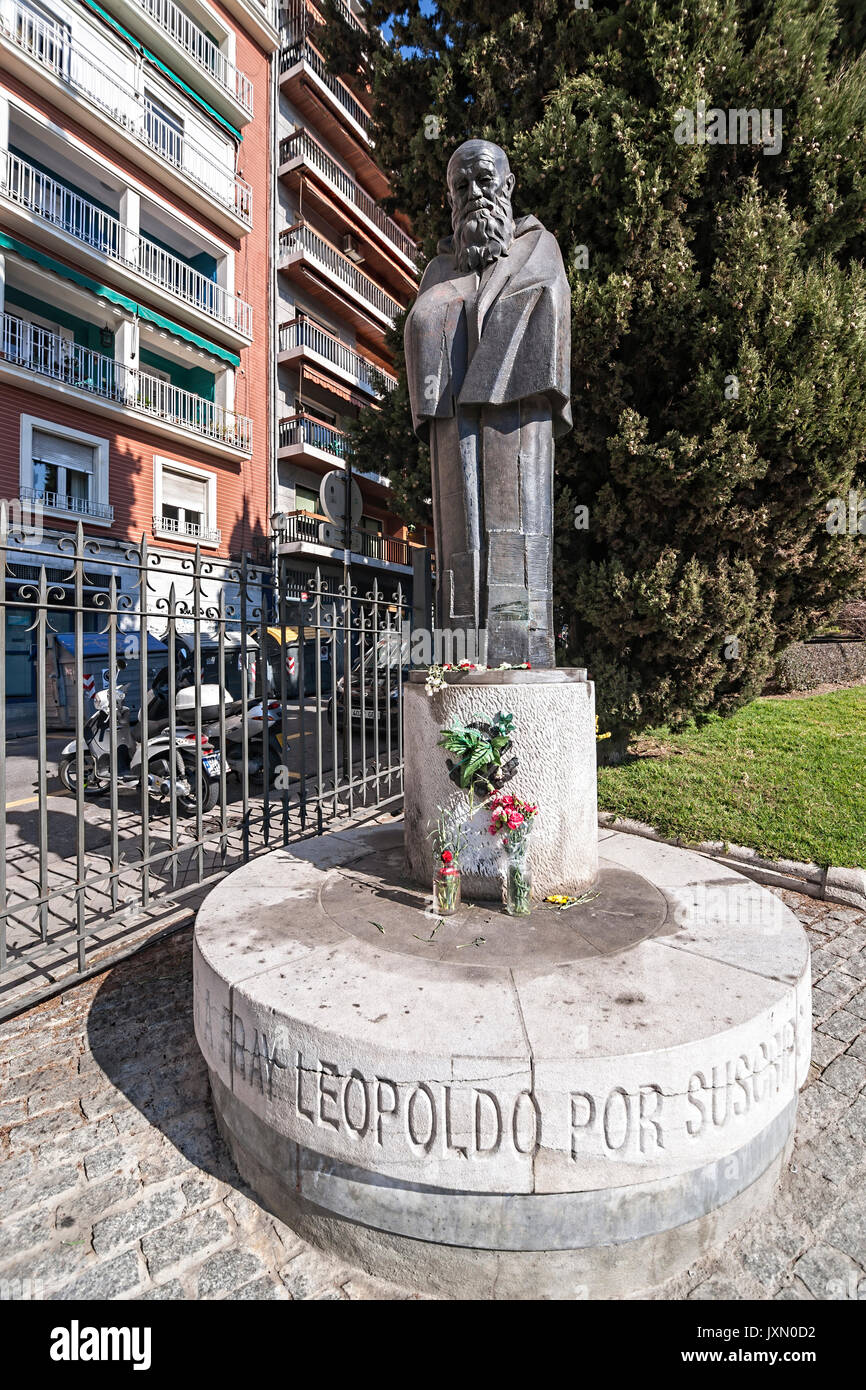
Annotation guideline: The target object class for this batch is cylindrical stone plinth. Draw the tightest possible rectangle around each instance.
[403,670,598,900]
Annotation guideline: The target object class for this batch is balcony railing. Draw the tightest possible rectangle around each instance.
[280,132,416,264]
[1,1,252,225]
[153,514,221,543]
[279,318,397,393]
[279,40,371,138]
[276,510,410,567]
[279,412,346,456]
[2,153,253,337]
[135,0,253,115]
[282,0,366,43]
[279,224,400,324]
[20,484,114,521]
[2,314,252,451]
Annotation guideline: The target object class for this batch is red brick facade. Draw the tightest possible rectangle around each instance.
[0,2,274,562]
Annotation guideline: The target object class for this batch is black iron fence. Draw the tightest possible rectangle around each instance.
[0,513,410,1017]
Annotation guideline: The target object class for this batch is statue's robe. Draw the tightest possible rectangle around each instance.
[404,214,572,667]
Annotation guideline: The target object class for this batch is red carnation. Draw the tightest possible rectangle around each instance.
[441,850,453,863]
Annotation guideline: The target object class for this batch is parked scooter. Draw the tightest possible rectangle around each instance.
[58,685,221,814]
[174,686,285,786]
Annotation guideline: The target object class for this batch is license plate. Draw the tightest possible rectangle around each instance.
[203,755,221,775]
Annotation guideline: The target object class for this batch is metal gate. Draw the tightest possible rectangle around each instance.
[0,514,410,1018]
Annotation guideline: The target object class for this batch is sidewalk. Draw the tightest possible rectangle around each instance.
[0,887,863,1301]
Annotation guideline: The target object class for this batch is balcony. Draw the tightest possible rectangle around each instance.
[2,313,252,454]
[279,318,397,397]
[278,39,389,199]
[279,131,417,280]
[1,153,253,342]
[282,0,366,44]
[279,411,346,459]
[20,485,114,523]
[153,514,221,544]
[131,0,253,117]
[275,510,412,571]
[279,224,401,342]
[0,1,252,231]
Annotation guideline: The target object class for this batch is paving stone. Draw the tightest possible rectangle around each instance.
[823,1192,866,1265]
[48,1250,143,1301]
[773,1278,816,1300]
[139,1279,186,1301]
[817,1009,865,1045]
[142,1207,231,1277]
[821,1054,866,1097]
[0,1208,55,1262]
[279,1249,348,1301]
[0,1165,80,1220]
[92,1188,187,1254]
[686,1275,748,1300]
[793,1244,864,1300]
[197,1248,263,1299]
[84,1142,131,1181]
[819,968,861,1001]
[844,987,866,1021]
[809,1032,847,1069]
[233,1276,289,1300]
[54,1174,140,1232]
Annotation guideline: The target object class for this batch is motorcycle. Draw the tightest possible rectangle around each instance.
[58,685,221,815]
[174,686,285,786]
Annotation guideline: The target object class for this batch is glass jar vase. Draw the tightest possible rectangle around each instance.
[432,864,461,916]
[503,836,532,916]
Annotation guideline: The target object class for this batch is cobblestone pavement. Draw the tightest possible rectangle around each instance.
[0,886,863,1302]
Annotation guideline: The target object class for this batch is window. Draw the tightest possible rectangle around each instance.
[154,457,219,545]
[295,398,336,426]
[19,416,112,523]
[359,516,383,535]
[145,93,184,166]
[294,485,320,515]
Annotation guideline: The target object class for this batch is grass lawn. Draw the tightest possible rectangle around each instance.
[597,687,866,868]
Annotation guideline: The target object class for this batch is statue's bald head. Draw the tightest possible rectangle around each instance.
[446,140,515,272]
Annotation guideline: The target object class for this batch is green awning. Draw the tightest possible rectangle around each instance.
[0,232,241,367]
[81,0,244,142]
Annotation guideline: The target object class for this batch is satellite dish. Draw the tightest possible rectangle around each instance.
[321,470,362,526]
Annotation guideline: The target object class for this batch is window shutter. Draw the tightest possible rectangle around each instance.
[31,431,94,472]
[162,469,208,513]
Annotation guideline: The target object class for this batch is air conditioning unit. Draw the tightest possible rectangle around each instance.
[341,233,364,264]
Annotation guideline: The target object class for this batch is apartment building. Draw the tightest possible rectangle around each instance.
[272,0,427,616]
[0,0,278,704]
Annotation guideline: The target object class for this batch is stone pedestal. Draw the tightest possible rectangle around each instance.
[403,670,598,900]
[193,822,811,1300]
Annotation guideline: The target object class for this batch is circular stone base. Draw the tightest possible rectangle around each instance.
[193,823,812,1300]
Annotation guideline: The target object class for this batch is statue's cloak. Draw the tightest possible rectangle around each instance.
[404,214,572,443]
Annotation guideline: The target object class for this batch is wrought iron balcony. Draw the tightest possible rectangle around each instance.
[20,485,114,522]
[279,39,371,138]
[2,153,253,338]
[152,514,221,544]
[275,510,410,567]
[279,412,346,456]
[279,223,400,324]
[134,0,254,115]
[1,1,252,225]
[2,313,252,452]
[279,319,397,394]
[280,131,416,264]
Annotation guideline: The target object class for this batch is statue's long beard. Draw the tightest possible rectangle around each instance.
[453,198,515,272]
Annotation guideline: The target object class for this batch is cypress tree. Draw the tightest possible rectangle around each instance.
[327,1,866,751]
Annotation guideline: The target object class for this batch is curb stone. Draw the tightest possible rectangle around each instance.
[597,812,866,911]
